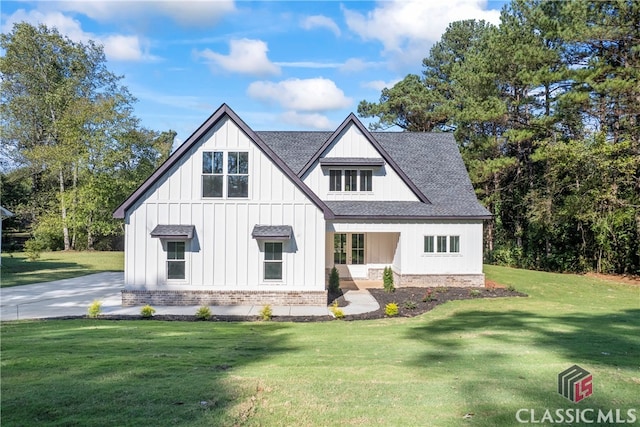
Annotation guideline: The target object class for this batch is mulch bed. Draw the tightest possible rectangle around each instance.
[63,286,525,323]
[335,286,527,321]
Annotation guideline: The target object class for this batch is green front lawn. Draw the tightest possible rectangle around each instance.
[1,266,638,426]
[0,251,124,287]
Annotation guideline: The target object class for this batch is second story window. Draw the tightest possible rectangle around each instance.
[329,170,342,191]
[344,170,358,191]
[227,151,249,198]
[329,169,373,192]
[203,151,249,198]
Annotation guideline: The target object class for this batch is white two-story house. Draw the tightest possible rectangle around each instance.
[113,104,491,306]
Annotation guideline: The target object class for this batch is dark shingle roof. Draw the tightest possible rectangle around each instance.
[150,225,195,239]
[318,157,385,166]
[259,130,490,219]
[251,225,293,240]
[256,131,329,174]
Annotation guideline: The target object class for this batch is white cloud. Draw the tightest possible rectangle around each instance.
[362,79,402,92]
[2,9,158,62]
[247,78,352,112]
[196,39,280,77]
[300,15,341,37]
[339,58,384,73]
[281,111,333,130]
[343,0,500,66]
[54,0,236,27]
[275,61,342,69]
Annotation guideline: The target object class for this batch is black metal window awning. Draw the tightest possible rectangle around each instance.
[319,157,385,167]
[150,225,195,239]
[251,225,293,240]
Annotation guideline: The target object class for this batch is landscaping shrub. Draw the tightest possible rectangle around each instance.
[469,289,482,297]
[259,305,272,321]
[383,266,395,293]
[140,304,156,318]
[87,300,102,318]
[403,301,417,310]
[422,289,435,302]
[328,266,340,294]
[23,238,45,261]
[330,301,344,319]
[385,302,399,317]
[195,306,212,320]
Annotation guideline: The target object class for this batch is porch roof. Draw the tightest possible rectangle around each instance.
[325,201,491,219]
[251,225,293,240]
[150,225,195,239]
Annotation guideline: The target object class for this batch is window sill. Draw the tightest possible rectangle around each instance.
[422,253,462,257]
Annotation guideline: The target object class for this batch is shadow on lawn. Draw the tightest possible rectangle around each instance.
[1,321,296,426]
[1,258,92,287]
[405,309,640,425]
[407,308,640,368]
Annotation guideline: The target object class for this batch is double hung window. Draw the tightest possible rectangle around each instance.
[167,241,186,280]
[264,242,283,280]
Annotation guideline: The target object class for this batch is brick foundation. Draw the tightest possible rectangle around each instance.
[121,289,327,307]
[393,272,484,288]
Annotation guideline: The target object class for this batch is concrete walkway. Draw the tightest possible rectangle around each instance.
[0,272,379,321]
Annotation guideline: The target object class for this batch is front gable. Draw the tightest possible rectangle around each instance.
[114,104,330,220]
[300,115,427,203]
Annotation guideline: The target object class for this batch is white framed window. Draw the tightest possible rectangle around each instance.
[264,242,283,281]
[202,151,249,198]
[344,170,358,191]
[167,241,186,280]
[202,151,223,197]
[450,236,460,253]
[424,236,434,253]
[424,235,461,254]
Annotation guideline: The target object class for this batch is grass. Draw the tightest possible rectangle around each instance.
[0,251,124,287]
[1,266,639,426]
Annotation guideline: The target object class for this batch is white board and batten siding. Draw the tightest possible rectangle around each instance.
[124,117,325,291]
[302,124,418,202]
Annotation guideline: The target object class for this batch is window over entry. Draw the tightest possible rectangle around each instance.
[329,170,373,192]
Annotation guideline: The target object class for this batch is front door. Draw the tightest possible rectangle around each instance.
[333,233,366,278]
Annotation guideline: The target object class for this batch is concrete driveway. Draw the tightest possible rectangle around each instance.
[0,272,124,321]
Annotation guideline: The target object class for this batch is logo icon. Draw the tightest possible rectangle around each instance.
[558,365,593,403]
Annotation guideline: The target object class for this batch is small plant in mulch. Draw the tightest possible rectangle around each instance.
[140,304,156,318]
[195,306,212,320]
[383,266,395,293]
[259,305,272,321]
[87,300,102,318]
[330,301,345,319]
[469,289,482,298]
[507,284,516,292]
[385,302,399,317]
[422,288,435,302]
[403,301,417,310]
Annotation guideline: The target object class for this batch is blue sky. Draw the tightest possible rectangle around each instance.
[2,1,505,145]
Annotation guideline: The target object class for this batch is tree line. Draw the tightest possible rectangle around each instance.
[359,0,639,274]
[1,23,174,251]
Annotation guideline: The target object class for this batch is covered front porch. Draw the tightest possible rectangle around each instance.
[326,231,400,280]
